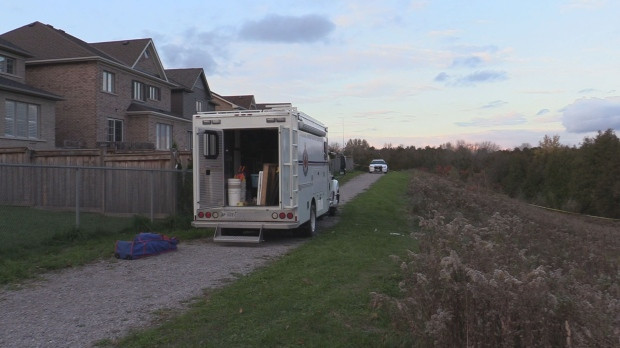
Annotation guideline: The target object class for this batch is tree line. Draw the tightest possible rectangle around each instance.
[339,129,620,219]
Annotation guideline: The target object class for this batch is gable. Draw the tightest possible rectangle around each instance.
[166,68,211,99]
[91,39,167,80]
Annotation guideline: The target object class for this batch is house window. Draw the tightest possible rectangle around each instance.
[187,130,193,150]
[5,100,39,139]
[148,86,161,101]
[102,71,115,93]
[196,100,203,112]
[107,118,123,142]
[132,80,146,101]
[156,123,172,150]
[0,55,16,75]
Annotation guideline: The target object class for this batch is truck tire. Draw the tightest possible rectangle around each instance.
[328,191,338,216]
[303,202,317,237]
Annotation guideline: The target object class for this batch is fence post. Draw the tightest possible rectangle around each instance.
[75,167,80,228]
[150,170,154,222]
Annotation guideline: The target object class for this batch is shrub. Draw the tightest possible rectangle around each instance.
[372,171,619,347]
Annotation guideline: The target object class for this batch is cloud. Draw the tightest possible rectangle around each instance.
[436,70,507,86]
[536,108,550,116]
[239,14,335,43]
[455,113,527,127]
[451,56,483,68]
[434,72,450,82]
[459,70,507,84]
[579,88,598,94]
[158,27,233,73]
[562,97,620,133]
[161,44,219,73]
[481,100,507,109]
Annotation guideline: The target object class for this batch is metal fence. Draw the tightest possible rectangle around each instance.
[0,163,193,227]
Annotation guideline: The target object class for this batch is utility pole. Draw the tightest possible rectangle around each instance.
[341,117,345,151]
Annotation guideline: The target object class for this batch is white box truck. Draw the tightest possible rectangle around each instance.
[191,105,339,243]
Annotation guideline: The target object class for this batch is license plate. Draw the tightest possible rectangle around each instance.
[220,211,237,218]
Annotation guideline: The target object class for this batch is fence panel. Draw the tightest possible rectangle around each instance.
[0,165,32,206]
[0,163,191,219]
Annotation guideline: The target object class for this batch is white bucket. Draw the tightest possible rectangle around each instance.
[228,179,242,206]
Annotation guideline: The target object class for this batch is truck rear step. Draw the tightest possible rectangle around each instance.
[213,226,264,244]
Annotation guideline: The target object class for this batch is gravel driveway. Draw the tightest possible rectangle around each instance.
[0,173,383,348]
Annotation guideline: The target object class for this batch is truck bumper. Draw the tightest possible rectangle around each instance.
[192,220,301,230]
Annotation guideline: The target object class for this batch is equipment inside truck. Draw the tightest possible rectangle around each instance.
[223,128,279,206]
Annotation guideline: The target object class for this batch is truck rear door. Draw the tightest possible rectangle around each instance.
[197,128,225,208]
[279,124,298,209]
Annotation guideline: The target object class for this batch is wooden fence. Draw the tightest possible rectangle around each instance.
[0,163,193,219]
[0,147,192,169]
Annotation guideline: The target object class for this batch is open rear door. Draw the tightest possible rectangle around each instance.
[279,124,298,209]
[197,128,225,208]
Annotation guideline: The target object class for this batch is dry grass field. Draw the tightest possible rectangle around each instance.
[373,170,619,347]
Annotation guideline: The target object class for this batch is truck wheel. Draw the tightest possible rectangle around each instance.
[303,203,317,237]
[328,191,338,216]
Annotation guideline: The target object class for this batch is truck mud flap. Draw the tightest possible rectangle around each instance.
[213,226,264,244]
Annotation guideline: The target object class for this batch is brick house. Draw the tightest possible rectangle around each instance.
[0,37,61,150]
[211,92,240,111]
[0,21,207,151]
[217,94,257,110]
[166,68,215,150]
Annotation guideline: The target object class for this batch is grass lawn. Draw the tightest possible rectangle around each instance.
[0,207,210,285]
[113,171,418,347]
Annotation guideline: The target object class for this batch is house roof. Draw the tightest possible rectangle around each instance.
[0,37,32,57]
[90,39,152,67]
[256,103,292,110]
[165,68,204,92]
[0,75,63,100]
[92,38,168,80]
[0,21,121,63]
[1,22,172,84]
[126,102,189,123]
[219,95,256,110]
[211,92,239,109]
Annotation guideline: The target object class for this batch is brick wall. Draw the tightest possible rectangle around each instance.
[26,62,99,148]
[25,60,176,149]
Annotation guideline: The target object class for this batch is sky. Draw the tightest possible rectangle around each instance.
[3,0,620,149]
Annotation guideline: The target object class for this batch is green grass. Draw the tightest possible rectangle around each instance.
[0,207,211,285]
[114,171,417,347]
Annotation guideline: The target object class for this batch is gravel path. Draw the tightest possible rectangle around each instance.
[0,173,382,348]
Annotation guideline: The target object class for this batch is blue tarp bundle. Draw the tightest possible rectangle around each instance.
[114,232,179,260]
